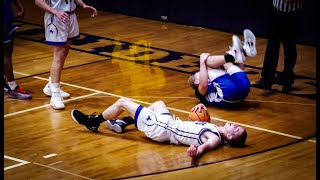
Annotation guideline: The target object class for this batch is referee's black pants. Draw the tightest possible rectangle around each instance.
[261,7,302,87]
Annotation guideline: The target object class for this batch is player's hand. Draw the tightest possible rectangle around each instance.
[200,53,210,63]
[83,5,97,17]
[187,144,198,157]
[191,103,207,112]
[54,10,70,24]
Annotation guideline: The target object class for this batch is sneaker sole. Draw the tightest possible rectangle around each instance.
[71,110,80,124]
[244,29,256,42]
[243,29,257,56]
[51,103,65,110]
[233,35,242,50]
[8,94,32,99]
[232,35,245,63]
[105,121,123,133]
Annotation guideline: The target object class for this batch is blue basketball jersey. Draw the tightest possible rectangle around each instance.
[195,71,250,107]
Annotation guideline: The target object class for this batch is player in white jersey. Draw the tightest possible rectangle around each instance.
[71,97,247,157]
[35,0,97,109]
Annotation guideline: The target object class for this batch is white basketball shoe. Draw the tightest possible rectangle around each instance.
[43,77,70,98]
[243,29,257,57]
[50,92,65,110]
[226,35,246,64]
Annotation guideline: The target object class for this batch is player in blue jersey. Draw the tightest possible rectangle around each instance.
[188,30,257,108]
[71,97,247,158]
[4,0,32,99]
[35,0,97,109]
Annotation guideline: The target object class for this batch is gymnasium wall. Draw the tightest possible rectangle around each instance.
[87,0,317,47]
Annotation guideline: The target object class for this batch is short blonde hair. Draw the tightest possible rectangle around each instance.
[188,73,197,89]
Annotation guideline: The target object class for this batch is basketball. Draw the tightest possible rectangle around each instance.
[188,109,210,122]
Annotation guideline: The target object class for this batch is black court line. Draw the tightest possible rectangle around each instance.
[15,21,316,100]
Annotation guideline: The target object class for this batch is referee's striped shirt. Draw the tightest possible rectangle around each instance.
[273,0,303,12]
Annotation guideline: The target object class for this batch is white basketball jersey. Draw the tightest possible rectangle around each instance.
[46,0,76,12]
[135,106,221,146]
[167,119,221,146]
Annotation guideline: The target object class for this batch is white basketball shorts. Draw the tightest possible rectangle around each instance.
[135,105,172,142]
[44,11,79,46]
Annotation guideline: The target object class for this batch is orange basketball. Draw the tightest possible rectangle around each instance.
[188,109,210,122]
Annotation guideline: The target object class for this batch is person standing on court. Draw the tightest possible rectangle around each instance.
[4,0,32,99]
[35,0,97,109]
[253,0,304,93]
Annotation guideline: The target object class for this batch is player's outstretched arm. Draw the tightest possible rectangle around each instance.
[187,132,220,157]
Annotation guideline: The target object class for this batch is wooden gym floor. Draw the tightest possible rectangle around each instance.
[4,2,316,180]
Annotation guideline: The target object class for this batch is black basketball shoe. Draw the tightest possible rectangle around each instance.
[105,119,128,133]
[71,110,101,132]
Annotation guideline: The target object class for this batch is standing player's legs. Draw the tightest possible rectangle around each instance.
[4,26,32,99]
[46,43,70,109]
[43,12,79,109]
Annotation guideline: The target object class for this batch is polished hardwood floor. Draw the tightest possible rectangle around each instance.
[4,1,316,179]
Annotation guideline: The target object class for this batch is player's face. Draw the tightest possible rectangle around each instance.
[225,122,245,138]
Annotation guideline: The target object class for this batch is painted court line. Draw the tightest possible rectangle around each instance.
[4,155,30,171]
[4,92,100,118]
[33,162,94,180]
[4,154,94,179]
[48,161,63,166]
[9,71,316,142]
[43,153,57,158]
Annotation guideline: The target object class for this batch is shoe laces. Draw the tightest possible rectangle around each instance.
[88,112,98,119]
[87,112,100,126]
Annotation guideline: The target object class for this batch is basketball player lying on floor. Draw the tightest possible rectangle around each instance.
[188,29,257,108]
[71,97,247,158]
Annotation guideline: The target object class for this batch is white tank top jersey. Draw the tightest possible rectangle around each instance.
[135,107,221,146]
[46,0,76,12]
[167,118,221,146]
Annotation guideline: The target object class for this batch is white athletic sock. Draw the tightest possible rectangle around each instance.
[50,83,60,93]
[7,81,18,90]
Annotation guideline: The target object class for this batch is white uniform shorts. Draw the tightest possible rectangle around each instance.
[134,105,172,143]
[44,11,79,46]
